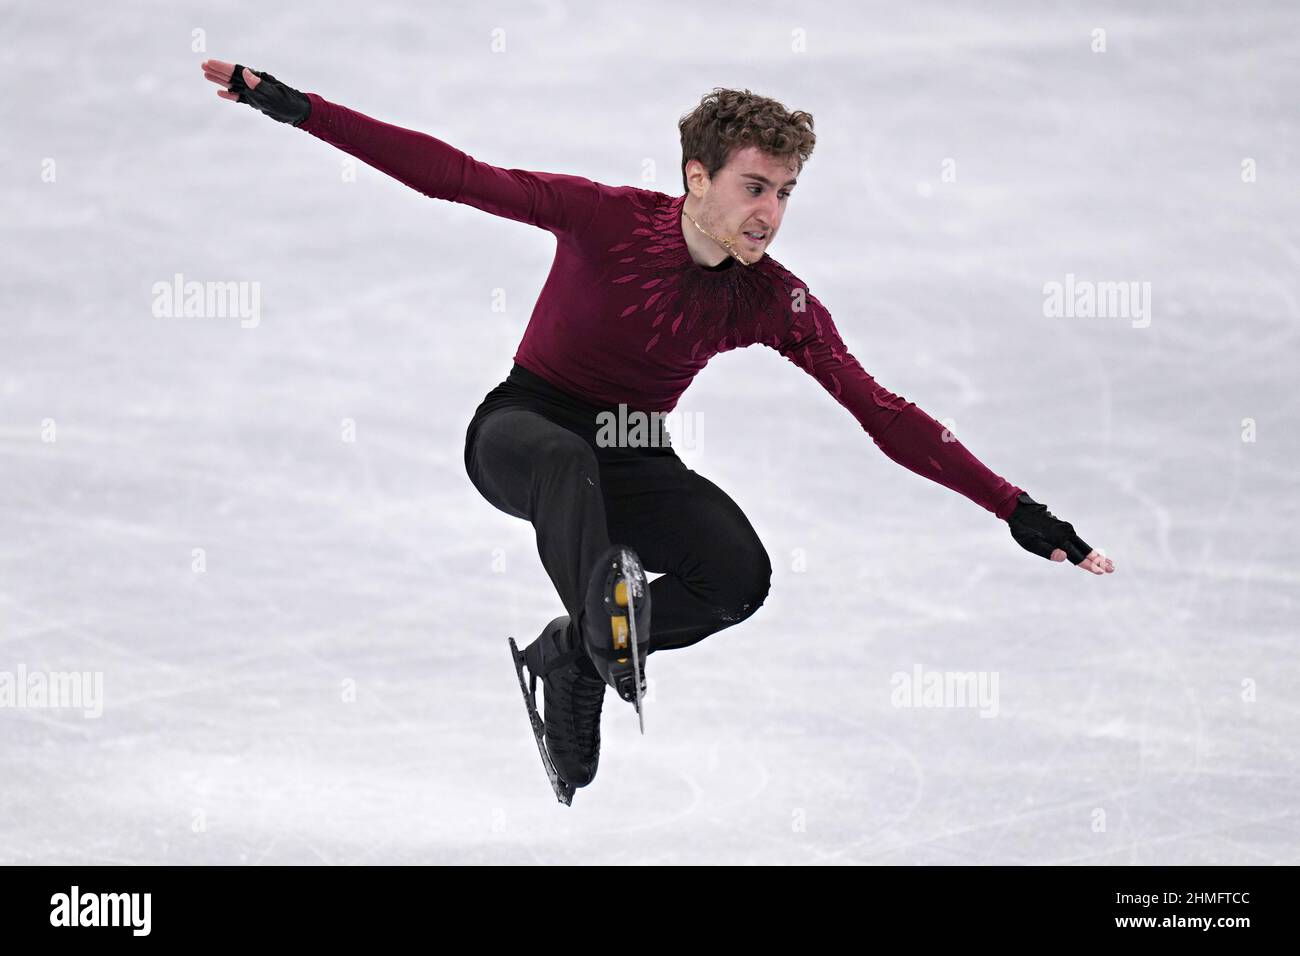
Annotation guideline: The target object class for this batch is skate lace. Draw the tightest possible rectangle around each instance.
[548,665,605,756]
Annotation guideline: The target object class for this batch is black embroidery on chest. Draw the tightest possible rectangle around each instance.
[605,192,802,359]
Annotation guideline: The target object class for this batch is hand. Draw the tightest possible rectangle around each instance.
[200,59,311,126]
[1007,493,1115,576]
[201,59,258,100]
[1056,547,1113,574]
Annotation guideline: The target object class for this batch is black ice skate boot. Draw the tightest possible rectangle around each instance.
[512,615,606,801]
[581,545,651,725]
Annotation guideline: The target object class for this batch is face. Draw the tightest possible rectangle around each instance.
[689,146,797,256]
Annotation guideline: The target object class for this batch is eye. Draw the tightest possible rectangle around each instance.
[748,185,792,199]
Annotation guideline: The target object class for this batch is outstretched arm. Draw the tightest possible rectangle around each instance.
[200,61,602,237]
[773,294,1114,574]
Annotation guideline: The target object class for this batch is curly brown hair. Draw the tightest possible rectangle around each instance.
[678,88,816,193]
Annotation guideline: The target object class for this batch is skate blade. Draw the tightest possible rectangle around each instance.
[627,578,644,736]
[507,637,575,806]
[615,548,646,734]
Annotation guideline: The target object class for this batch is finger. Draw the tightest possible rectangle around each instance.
[1050,549,1066,562]
[203,70,230,87]
[204,59,235,78]
[1062,534,1093,565]
[241,66,261,89]
[217,90,239,101]
[1085,550,1115,574]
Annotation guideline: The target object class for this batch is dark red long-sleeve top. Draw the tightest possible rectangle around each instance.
[299,93,1025,519]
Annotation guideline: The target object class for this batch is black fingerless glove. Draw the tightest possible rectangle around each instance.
[229,64,311,127]
[1007,493,1093,564]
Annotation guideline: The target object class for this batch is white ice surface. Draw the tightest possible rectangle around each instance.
[1,0,1297,864]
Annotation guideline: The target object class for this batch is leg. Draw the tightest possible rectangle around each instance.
[600,454,772,653]
[465,409,612,626]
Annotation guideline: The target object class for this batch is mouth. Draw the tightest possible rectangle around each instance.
[742,230,767,245]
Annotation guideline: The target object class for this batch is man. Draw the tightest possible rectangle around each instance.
[201,61,1116,802]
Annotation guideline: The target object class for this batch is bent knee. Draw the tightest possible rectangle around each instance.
[716,543,772,624]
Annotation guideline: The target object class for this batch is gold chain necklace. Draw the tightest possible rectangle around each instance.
[682,207,754,267]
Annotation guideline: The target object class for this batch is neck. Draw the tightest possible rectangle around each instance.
[681,194,753,267]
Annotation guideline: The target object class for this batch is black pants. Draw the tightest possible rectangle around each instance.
[464,363,772,654]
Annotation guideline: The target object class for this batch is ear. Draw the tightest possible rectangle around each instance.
[684,158,711,197]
